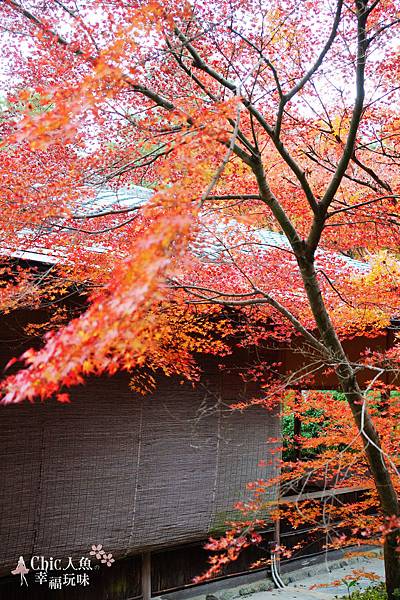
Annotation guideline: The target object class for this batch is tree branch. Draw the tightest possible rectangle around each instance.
[308,2,370,254]
[172,281,328,356]
[250,157,304,254]
[319,4,369,212]
[327,195,400,217]
[174,26,319,215]
[5,0,86,56]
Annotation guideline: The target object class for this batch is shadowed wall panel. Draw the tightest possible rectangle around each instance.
[0,403,43,568]
[0,370,280,577]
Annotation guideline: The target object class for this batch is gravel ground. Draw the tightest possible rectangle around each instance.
[160,548,385,600]
[249,552,384,599]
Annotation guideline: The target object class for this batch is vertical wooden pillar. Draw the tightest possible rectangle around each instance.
[294,415,302,461]
[142,552,151,600]
[274,514,281,571]
[380,388,390,414]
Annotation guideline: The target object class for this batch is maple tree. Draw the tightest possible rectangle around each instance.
[0,0,400,596]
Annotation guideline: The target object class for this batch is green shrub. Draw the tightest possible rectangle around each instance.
[282,407,327,461]
[348,583,400,599]
[343,583,388,599]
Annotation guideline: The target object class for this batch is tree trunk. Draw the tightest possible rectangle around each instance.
[299,259,400,598]
[384,532,400,599]
[343,380,400,599]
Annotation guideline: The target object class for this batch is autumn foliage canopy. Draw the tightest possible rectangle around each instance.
[1,0,400,592]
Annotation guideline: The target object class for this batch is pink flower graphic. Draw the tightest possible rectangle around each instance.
[90,544,104,560]
[101,553,115,567]
[89,544,115,566]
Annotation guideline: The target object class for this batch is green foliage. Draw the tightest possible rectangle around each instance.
[282,407,327,461]
[342,582,390,599]
[281,390,395,461]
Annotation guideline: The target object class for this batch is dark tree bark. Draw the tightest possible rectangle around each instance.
[298,259,400,599]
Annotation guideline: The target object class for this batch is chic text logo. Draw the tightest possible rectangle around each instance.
[11,545,114,590]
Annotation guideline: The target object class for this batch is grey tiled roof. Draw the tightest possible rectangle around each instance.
[5,185,369,274]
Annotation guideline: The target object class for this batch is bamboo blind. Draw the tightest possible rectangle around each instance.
[0,371,280,575]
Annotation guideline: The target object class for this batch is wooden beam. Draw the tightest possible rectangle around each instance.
[280,485,371,504]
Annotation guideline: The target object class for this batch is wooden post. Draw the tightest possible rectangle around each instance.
[274,512,281,574]
[380,388,390,414]
[294,415,301,461]
[142,552,151,600]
